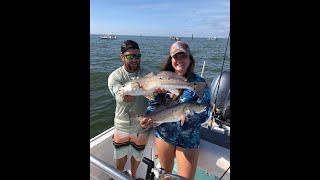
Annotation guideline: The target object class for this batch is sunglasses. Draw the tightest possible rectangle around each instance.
[173,53,188,59]
[124,53,142,60]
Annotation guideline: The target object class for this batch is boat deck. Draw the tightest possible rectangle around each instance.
[90,127,230,180]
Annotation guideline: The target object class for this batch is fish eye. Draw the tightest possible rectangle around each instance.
[122,85,125,87]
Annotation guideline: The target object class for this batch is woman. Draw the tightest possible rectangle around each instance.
[141,41,211,180]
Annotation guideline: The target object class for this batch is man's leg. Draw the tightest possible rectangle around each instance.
[131,155,140,179]
[129,131,149,179]
[113,129,130,172]
[116,155,127,171]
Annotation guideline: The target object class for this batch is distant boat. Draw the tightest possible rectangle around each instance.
[100,34,117,39]
[170,36,181,41]
[208,37,217,41]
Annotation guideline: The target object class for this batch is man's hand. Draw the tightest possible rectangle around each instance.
[140,116,154,129]
[123,95,135,102]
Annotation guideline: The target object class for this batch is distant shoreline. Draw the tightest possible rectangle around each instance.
[90,34,227,39]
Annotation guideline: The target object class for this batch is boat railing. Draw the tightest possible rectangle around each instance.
[90,154,132,180]
[91,154,189,180]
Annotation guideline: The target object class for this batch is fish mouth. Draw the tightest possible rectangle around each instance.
[193,106,206,113]
[116,90,125,97]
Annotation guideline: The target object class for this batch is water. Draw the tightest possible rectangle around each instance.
[90,34,230,138]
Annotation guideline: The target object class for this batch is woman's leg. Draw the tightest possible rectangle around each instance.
[155,137,176,174]
[175,147,200,180]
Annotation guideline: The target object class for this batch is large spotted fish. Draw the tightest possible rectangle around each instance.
[128,102,206,126]
[117,71,207,100]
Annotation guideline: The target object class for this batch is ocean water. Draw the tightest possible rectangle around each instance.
[90,34,230,138]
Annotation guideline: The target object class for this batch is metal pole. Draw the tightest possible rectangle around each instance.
[90,155,132,180]
[201,61,206,77]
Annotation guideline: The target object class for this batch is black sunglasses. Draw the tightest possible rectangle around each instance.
[125,53,142,60]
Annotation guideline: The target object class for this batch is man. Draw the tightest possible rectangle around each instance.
[107,40,152,179]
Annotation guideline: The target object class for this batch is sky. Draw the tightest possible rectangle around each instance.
[90,0,230,38]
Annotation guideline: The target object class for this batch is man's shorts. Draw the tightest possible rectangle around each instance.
[113,128,149,161]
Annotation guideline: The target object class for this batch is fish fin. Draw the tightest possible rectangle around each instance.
[157,71,188,81]
[127,111,142,125]
[171,94,180,100]
[193,82,207,98]
[144,72,155,78]
[169,89,180,96]
[181,114,186,126]
[168,89,182,100]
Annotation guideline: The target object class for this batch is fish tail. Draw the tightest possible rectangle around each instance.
[180,112,188,126]
[193,82,207,98]
[144,94,155,100]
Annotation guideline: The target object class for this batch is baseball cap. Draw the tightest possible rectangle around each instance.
[121,40,140,54]
[170,41,191,57]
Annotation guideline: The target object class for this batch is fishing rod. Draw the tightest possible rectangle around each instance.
[209,32,230,128]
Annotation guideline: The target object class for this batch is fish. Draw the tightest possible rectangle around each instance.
[117,71,207,100]
[128,102,207,127]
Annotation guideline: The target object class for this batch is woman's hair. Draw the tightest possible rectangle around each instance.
[160,54,196,81]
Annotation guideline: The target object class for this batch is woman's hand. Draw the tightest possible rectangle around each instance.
[154,88,166,94]
[140,116,154,129]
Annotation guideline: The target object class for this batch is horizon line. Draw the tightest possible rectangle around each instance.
[90,34,226,39]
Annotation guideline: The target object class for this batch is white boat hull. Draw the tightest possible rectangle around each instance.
[90,126,230,180]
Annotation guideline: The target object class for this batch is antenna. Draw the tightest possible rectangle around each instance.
[200,61,206,77]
